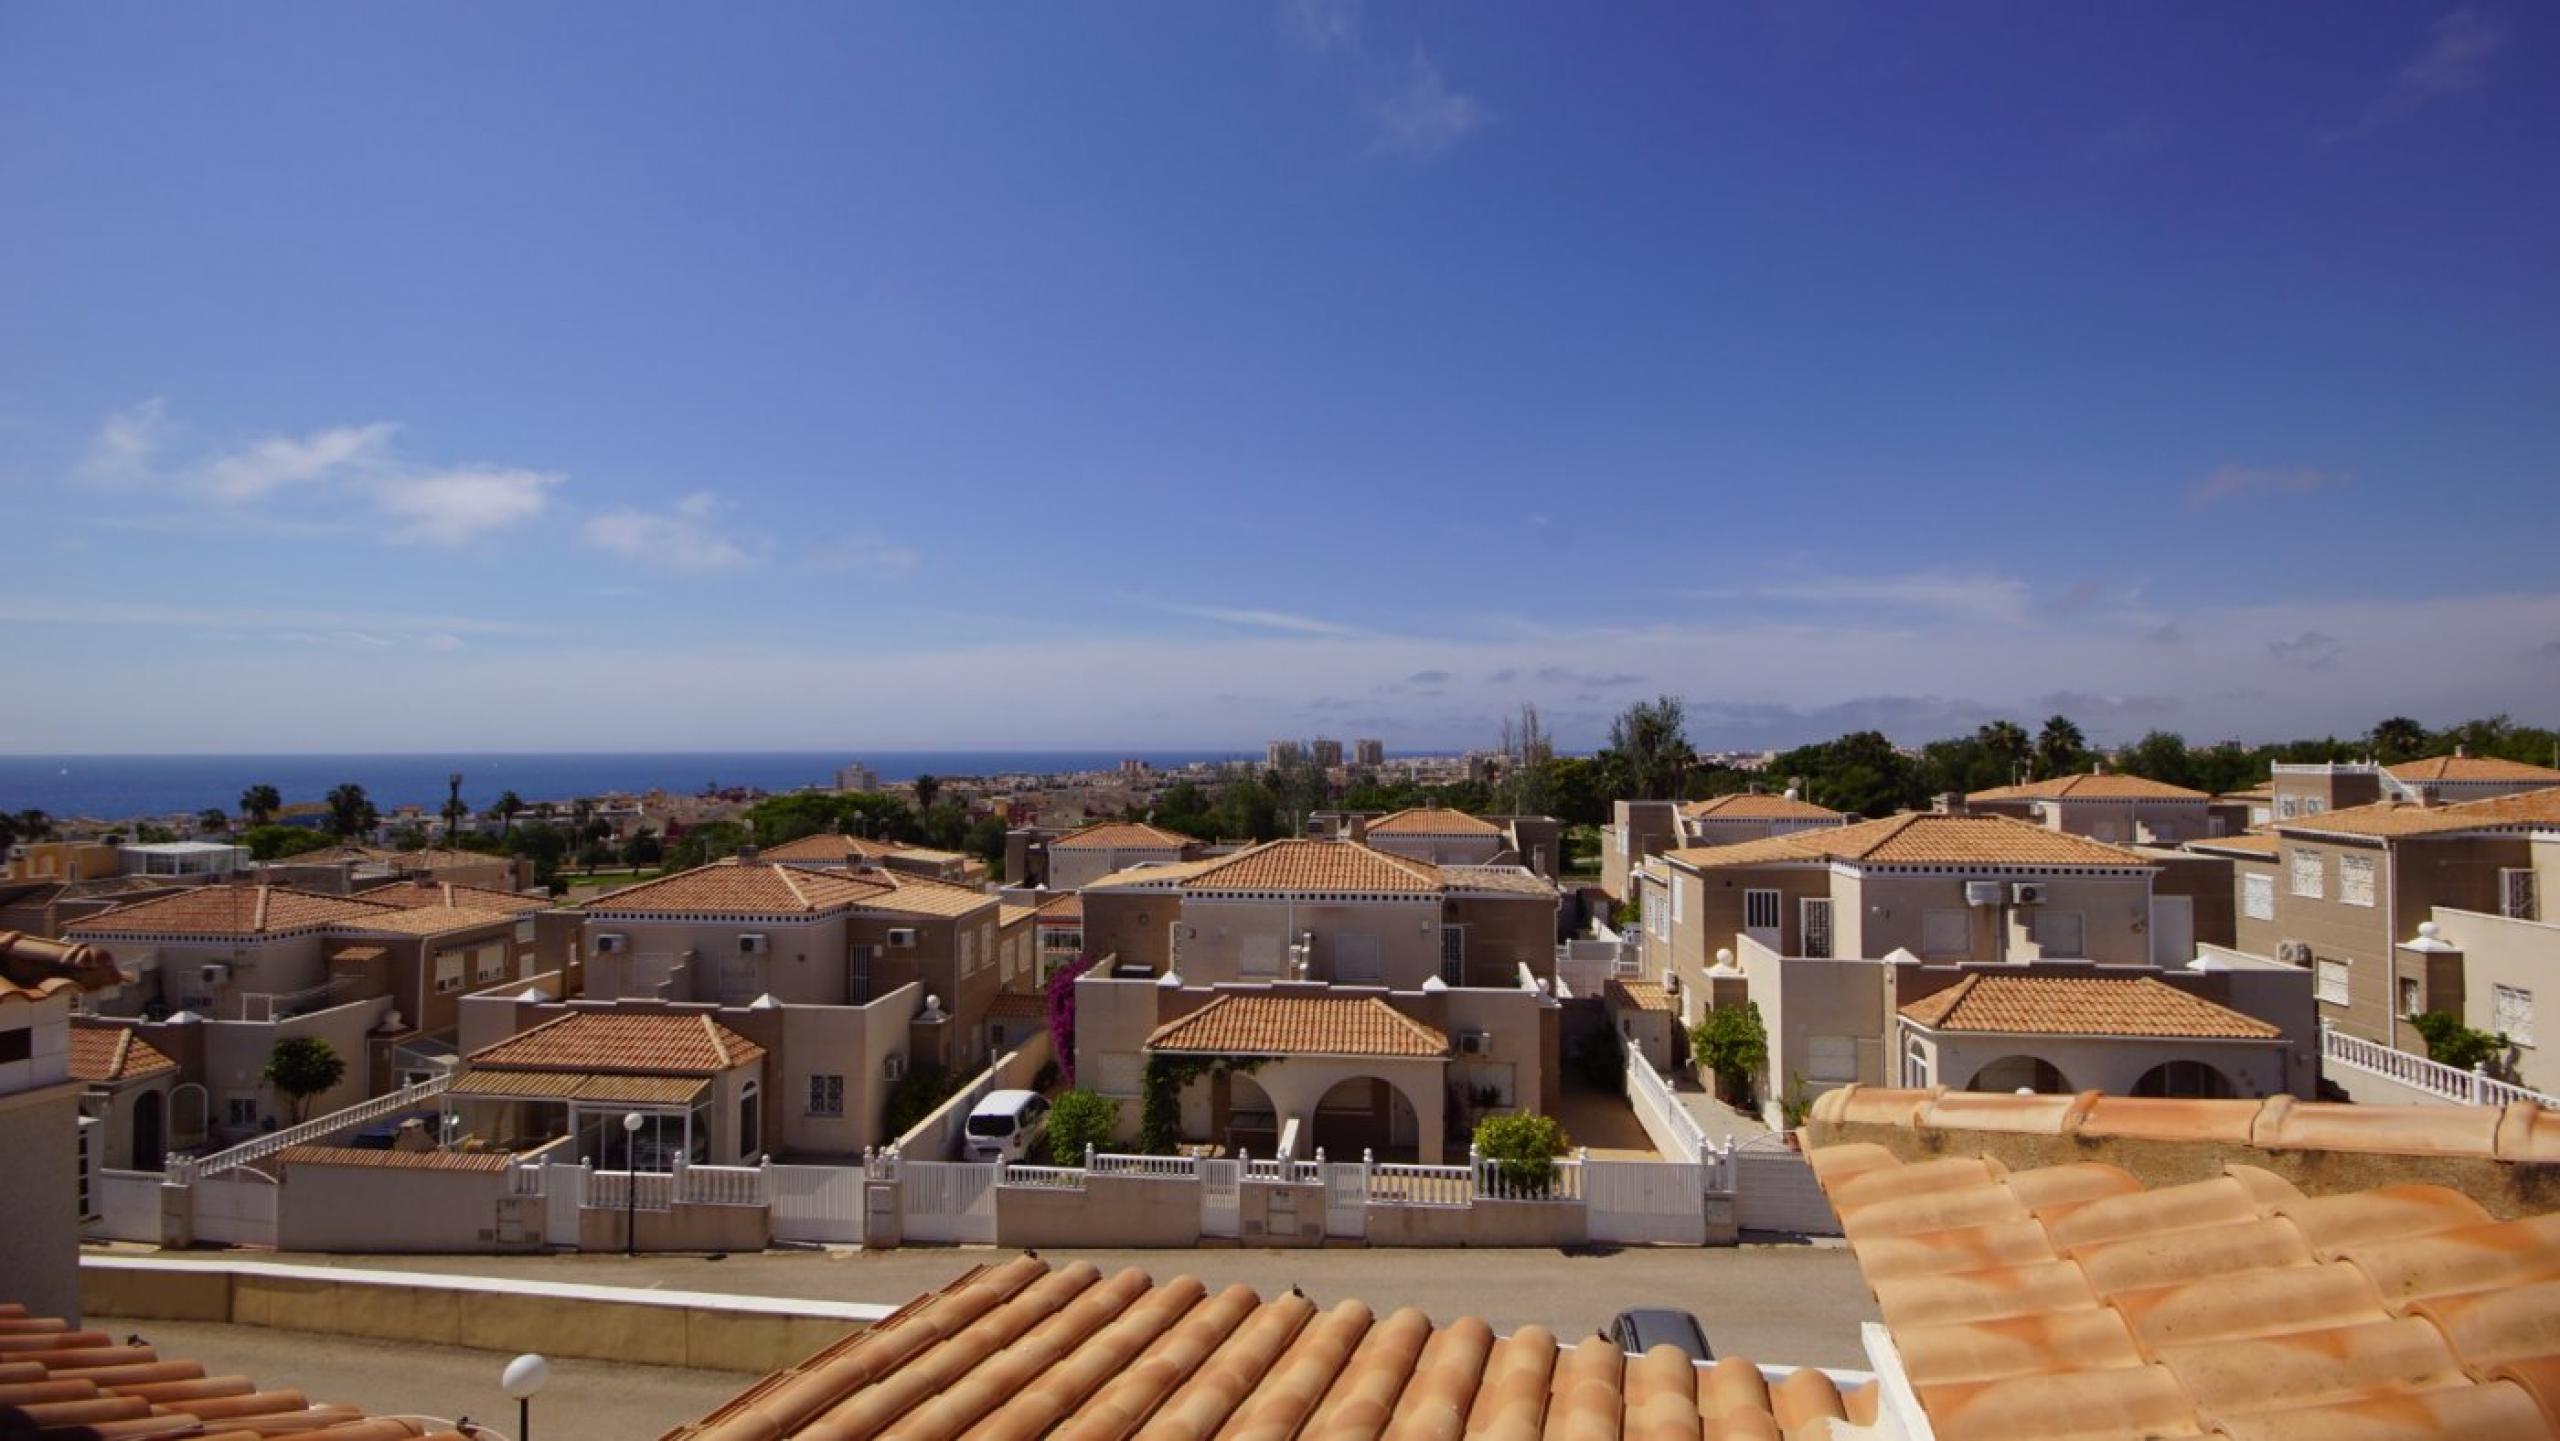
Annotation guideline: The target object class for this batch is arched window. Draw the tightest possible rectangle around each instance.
[2131,1060,2235,1099]
[737,1080,761,1160]
[1968,1055,2070,1094]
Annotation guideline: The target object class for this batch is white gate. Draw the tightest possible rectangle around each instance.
[770,1164,865,1244]
[903,1161,998,1245]
[1323,1161,1368,1239]
[1586,1159,1707,1246]
[1200,1158,1241,1239]
[194,1171,278,1248]
[86,1170,167,1244]
[545,1162,587,1247]
[1732,1138,1838,1236]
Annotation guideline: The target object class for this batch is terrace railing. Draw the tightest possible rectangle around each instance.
[2323,1021,2557,1109]
[168,1072,454,1183]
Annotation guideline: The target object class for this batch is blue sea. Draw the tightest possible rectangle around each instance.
[0,751,1273,820]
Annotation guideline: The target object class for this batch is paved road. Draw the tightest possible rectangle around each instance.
[87,1315,744,1441]
[132,1241,1879,1370]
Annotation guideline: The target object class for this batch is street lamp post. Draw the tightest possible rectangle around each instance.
[622,1111,644,1257]
[501,1352,548,1441]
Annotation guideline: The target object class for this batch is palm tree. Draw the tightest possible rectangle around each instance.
[2034,716,2088,780]
[441,771,469,842]
[913,774,942,812]
[495,790,524,836]
[239,785,281,826]
[2368,716,2429,763]
[13,809,54,845]
[198,808,230,834]
[325,784,378,840]
[1976,720,2030,784]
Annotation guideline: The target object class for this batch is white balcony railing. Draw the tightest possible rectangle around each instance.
[2322,1021,2557,1109]
[168,1072,455,1183]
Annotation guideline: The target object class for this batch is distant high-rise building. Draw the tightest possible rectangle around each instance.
[1120,758,1148,780]
[1310,737,1344,769]
[1353,738,1385,768]
[836,761,880,793]
[1266,739,1304,771]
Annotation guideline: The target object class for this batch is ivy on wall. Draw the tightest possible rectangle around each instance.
[1139,1053,1272,1154]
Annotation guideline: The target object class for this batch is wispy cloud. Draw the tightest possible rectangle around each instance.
[194,422,397,502]
[1280,0,1359,53]
[81,397,168,485]
[2186,464,2344,509]
[374,467,562,547]
[0,596,529,637]
[2326,7,2507,142]
[1371,53,1487,160]
[1168,604,1362,637]
[812,530,921,579]
[1697,571,2036,628]
[581,491,755,572]
[2268,630,2344,671]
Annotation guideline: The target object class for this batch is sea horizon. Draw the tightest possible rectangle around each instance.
[0,747,1469,821]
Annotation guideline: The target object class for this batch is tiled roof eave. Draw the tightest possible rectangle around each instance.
[1898,1020,2282,1042]
[1143,1045,1448,1061]
[1844,861,2160,876]
[1183,889,1442,902]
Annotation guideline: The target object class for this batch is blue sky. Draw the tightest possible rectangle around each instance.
[3,2,2555,754]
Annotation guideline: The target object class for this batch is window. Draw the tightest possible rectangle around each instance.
[738,1081,762,1156]
[2304,798,2327,815]
[1801,898,1834,959]
[2400,977,2422,1018]
[1744,889,1782,935]
[2291,848,2326,900]
[2029,910,2085,958]
[1920,909,1970,958]
[2339,855,2377,908]
[0,1027,29,1064]
[2495,984,2535,1046]
[515,918,536,944]
[473,943,507,983]
[1645,890,1667,941]
[960,931,975,974]
[1902,1036,1931,1088]
[224,1094,261,1128]
[1671,880,1685,926]
[2244,872,2275,921]
[2277,796,2300,820]
[1439,925,1465,985]
[2503,869,2540,921]
[2316,958,2350,1007]
[805,1074,845,1117]
[432,951,464,993]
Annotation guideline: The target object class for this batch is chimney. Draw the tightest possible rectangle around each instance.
[1933,793,1962,815]
[1747,782,1766,796]
[2455,744,2471,759]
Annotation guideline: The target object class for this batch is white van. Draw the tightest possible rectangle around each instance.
[962,1089,1051,1163]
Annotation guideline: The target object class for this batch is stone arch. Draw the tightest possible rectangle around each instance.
[1967,1055,2071,1094]
[2130,1059,2236,1099]
[1308,1075,1421,1161]
[132,1088,165,1171]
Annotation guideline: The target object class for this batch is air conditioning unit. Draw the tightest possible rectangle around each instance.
[882,1053,906,1081]
[1964,881,2004,906]
[2278,940,2313,965]
[594,934,627,955]
[2009,883,2047,906]
[738,934,770,955]
[198,962,232,987]
[887,927,919,949]
[1458,1031,1490,1056]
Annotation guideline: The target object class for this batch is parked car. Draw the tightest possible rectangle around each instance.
[1607,1308,1713,1362]
[962,1089,1051,1163]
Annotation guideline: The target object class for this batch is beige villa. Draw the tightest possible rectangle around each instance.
[444,1011,768,1170]
[1600,789,1844,900]
[1965,768,2222,844]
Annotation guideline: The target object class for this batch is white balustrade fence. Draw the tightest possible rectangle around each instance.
[1472,1151,1585,1203]
[997,1164,1087,1191]
[2322,1022,2558,1109]
[169,1073,456,1184]
[1625,1049,1713,1165]
[1369,1163,1473,1207]
[585,1169,674,1213]
[769,1163,865,1244]
[1089,1153,1199,1180]
[676,1162,768,1207]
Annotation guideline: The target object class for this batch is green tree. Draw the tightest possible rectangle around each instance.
[133,821,178,844]
[1045,1088,1120,1165]
[1689,1002,1770,1106]
[1770,731,1920,817]
[912,774,942,812]
[495,790,524,836]
[325,783,378,840]
[2409,1011,2509,1073]
[387,825,430,852]
[2113,730,2197,790]
[1599,695,1695,801]
[2033,715,2089,779]
[242,825,334,861]
[1472,1112,1571,1195]
[1977,720,2031,786]
[11,809,56,845]
[441,771,469,841]
[622,827,664,867]
[239,785,282,826]
[261,1036,347,1123]
[2366,716,2429,763]
[965,815,1008,873]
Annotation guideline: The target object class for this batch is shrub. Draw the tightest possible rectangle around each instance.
[1046,1088,1119,1165]
[1046,952,1100,1085]
[260,1036,346,1122]
[1473,1111,1570,1195]
[1690,1002,1769,1107]
[2409,1010,2509,1073]
[882,1065,962,1141]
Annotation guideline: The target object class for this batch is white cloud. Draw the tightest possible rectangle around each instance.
[81,398,169,485]
[194,422,397,502]
[813,530,921,579]
[373,467,561,547]
[1281,0,1359,53]
[581,491,755,572]
[2187,464,2344,509]
[1370,54,1486,160]
[1167,604,1363,636]
[1691,571,2035,628]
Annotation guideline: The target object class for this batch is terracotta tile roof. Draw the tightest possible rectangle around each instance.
[1034,892,1083,921]
[1808,1085,2560,1165]
[356,879,551,914]
[584,860,889,916]
[1183,839,1444,895]
[1968,770,2212,802]
[1899,973,2282,1040]
[1083,857,1226,891]
[0,929,123,1005]
[1680,792,1845,821]
[761,832,904,862]
[1147,993,1449,1057]
[998,902,1036,929]
[447,1070,709,1105]
[466,1012,765,1075]
[2219,785,2274,802]
[1051,821,1194,850]
[1809,1140,2560,1440]
[63,885,400,938]
[1364,806,1503,836]
[1666,813,2152,872]
[665,1254,1874,1441]
[277,1144,513,1173]
[2390,753,2560,784]
[1436,863,1557,897]
[67,1025,177,1083]
[1607,978,1676,1013]
[0,1300,465,1437]
[852,869,999,919]
[984,991,1048,1021]
[2277,784,2560,843]
[329,904,521,938]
